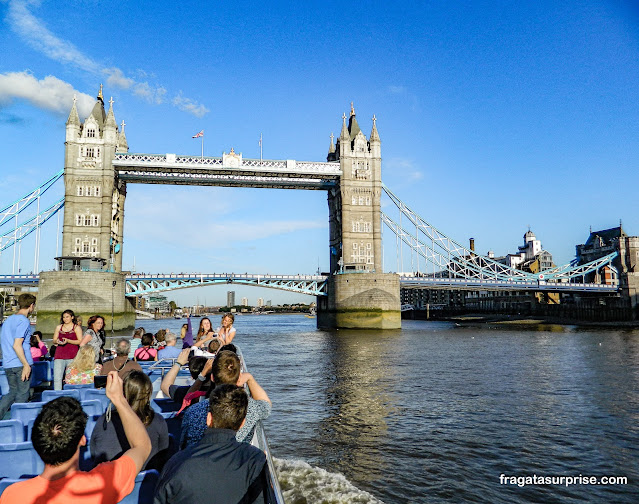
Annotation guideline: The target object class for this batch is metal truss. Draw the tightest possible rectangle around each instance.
[113,153,341,190]
[125,273,328,297]
[399,275,618,293]
[0,170,63,227]
[382,184,618,288]
[0,198,65,252]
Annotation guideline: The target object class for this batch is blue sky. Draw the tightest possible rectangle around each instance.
[1,0,638,306]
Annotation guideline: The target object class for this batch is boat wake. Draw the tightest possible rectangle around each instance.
[274,458,384,504]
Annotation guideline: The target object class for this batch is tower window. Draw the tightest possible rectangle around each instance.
[86,147,95,158]
[77,186,83,196]
[87,128,96,138]
[95,186,101,196]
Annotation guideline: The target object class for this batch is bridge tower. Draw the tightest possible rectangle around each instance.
[318,105,401,329]
[36,87,135,333]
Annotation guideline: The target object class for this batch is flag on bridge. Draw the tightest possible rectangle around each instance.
[192,130,204,138]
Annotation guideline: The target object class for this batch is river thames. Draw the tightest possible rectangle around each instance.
[137,315,638,503]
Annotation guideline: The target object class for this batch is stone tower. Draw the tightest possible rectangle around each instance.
[36,87,134,333]
[61,86,128,272]
[319,105,400,329]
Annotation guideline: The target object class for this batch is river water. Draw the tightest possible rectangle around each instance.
[135,316,638,503]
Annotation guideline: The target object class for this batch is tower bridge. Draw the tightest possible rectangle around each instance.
[0,88,628,332]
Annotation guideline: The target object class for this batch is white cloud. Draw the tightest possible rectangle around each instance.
[5,0,209,117]
[385,157,424,181]
[0,71,94,117]
[124,187,324,248]
[172,93,209,118]
[104,67,134,90]
[388,85,406,95]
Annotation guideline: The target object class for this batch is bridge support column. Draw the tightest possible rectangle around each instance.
[317,273,401,329]
[36,271,135,334]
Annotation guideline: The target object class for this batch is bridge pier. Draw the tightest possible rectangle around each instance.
[317,273,401,329]
[36,271,135,334]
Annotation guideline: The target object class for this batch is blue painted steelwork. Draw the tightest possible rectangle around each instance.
[125,273,328,297]
[0,198,64,252]
[399,275,619,292]
[382,184,619,289]
[0,170,63,228]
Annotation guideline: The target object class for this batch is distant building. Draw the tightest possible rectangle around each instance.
[496,229,554,273]
[266,300,272,307]
[146,294,169,313]
[257,297,264,307]
[227,291,235,308]
[241,297,248,306]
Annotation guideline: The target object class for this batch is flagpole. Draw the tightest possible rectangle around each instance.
[201,134,204,159]
[260,133,263,163]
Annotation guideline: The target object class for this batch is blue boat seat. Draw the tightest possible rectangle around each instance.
[10,402,45,425]
[81,399,104,417]
[63,383,93,390]
[42,389,81,402]
[0,419,25,443]
[0,442,44,478]
[117,470,159,504]
[81,388,110,410]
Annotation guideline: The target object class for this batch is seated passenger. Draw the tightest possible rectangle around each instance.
[216,313,236,345]
[0,373,151,504]
[180,350,271,449]
[134,333,158,361]
[155,384,270,504]
[100,338,143,379]
[191,338,220,358]
[91,371,169,471]
[64,345,102,385]
[127,327,145,359]
[157,331,182,360]
[30,331,48,361]
[159,348,207,405]
[154,329,167,349]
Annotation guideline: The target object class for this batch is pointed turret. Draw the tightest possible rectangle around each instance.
[348,102,361,140]
[326,132,337,162]
[369,115,380,158]
[66,95,80,142]
[370,115,380,143]
[116,120,128,153]
[87,85,106,131]
[104,96,117,144]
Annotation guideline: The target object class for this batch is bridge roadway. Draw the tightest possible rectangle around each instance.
[112,153,342,190]
[0,272,619,296]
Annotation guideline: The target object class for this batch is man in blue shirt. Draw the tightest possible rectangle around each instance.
[0,293,36,419]
[157,331,182,360]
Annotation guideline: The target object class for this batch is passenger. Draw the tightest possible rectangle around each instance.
[100,338,143,379]
[91,371,169,471]
[191,338,220,359]
[192,317,215,349]
[64,346,101,385]
[80,315,105,363]
[0,293,36,420]
[159,349,207,405]
[75,315,84,334]
[154,329,167,349]
[134,333,158,361]
[158,331,182,360]
[181,313,193,348]
[30,331,48,361]
[216,313,236,345]
[0,374,152,504]
[180,350,271,449]
[128,327,145,359]
[155,384,270,504]
[52,309,83,390]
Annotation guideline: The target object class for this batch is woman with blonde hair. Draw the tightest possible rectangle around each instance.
[91,370,169,470]
[64,345,102,385]
[216,313,236,345]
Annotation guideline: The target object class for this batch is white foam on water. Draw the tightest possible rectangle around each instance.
[274,457,385,504]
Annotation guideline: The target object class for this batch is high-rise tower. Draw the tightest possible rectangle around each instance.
[61,86,127,272]
[320,105,400,329]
